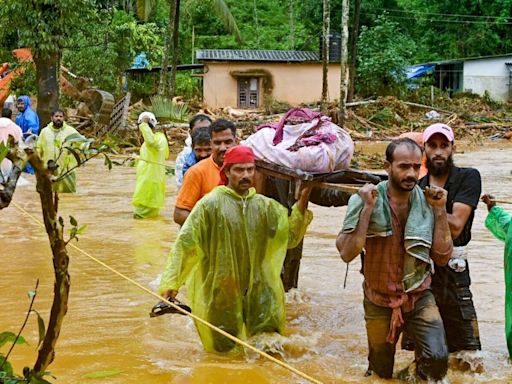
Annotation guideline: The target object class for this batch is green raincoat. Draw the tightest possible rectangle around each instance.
[132,122,169,218]
[485,206,512,358]
[36,122,85,193]
[159,186,313,352]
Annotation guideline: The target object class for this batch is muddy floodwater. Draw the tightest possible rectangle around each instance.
[2,143,512,383]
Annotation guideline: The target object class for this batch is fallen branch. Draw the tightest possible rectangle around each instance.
[465,123,503,129]
[402,101,454,114]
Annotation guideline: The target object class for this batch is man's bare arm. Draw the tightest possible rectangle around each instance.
[336,206,373,263]
[447,202,473,239]
[173,207,190,226]
[336,184,377,263]
[425,186,453,266]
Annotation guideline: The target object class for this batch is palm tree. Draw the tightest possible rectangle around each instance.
[136,0,241,98]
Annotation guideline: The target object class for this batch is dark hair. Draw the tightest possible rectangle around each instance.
[210,119,236,137]
[1,108,12,118]
[192,127,211,147]
[52,108,65,116]
[385,138,422,162]
[189,114,212,131]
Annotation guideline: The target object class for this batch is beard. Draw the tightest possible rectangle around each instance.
[53,120,63,128]
[427,154,453,177]
[390,174,417,191]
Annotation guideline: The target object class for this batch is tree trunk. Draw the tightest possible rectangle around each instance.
[34,52,60,129]
[338,0,349,125]
[30,155,70,376]
[321,0,330,113]
[347,0,361,102]
[158,0,176,96]
[253,0,260,45]
[168,0,181,98]
[288,0,295,49]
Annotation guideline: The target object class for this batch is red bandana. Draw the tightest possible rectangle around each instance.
[219,145,255,185]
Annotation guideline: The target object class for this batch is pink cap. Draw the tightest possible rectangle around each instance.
[423,123,454,143]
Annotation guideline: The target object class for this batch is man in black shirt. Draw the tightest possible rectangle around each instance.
[414,123,482,369]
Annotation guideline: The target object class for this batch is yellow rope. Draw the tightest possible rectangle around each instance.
[110,154,172,168]
[11,201,324,384]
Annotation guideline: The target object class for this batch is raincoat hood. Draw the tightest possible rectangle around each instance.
[17,95,31,111]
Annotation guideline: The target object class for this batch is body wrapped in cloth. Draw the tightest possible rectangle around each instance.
[243,108,354,173]
[159,186,312,352]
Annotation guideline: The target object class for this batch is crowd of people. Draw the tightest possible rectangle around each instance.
[2,98,512,381]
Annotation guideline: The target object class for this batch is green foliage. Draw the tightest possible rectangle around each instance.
[175,73,201,100]
[0,0,102,58]
[150,96,190,122]
[62,10,163,96]
[67,215,88,243]
[356,15,416,97]
[369,107,395,124]
[0,333,27,349]
[8,63,37,98]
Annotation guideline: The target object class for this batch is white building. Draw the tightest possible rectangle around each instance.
[408,54,512,102]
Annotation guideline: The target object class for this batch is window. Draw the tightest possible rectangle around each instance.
[238,77,259,108]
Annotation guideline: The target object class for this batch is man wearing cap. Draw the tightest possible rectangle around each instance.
[132,112,169,219]
[159,145,313,352]
[409,123,483,368]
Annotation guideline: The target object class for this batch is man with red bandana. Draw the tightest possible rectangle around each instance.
[159,145,313,352]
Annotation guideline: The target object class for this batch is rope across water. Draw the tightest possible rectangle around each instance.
[12,201,324,384]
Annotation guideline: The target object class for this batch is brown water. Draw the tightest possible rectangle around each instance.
[2,143,512,383]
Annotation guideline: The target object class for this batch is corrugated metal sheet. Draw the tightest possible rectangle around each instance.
[196,49,320,62]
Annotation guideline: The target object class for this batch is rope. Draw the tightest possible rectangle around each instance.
[11,201,324,384]
[110,154,172,169]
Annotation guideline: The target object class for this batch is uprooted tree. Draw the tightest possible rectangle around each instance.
[0,138,110,383]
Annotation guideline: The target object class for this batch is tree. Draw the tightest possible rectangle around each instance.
[320,0,330,112]
[142,0,241,98]
[0,136,110,382]
[63,10,161,96]
[347,0,360,102]
[0,1,103,127]
[356,15,416,97]
[338,0,349,125]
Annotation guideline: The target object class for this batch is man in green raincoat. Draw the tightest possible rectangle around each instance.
[132,112,169,219]
[482,193,512,358]
[159,145,313,352]
[36,109,87,193]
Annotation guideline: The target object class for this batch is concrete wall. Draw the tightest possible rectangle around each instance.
[202,62,342,109]
[463,56,512,101]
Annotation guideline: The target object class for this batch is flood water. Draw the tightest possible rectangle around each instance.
[2,142,512,383]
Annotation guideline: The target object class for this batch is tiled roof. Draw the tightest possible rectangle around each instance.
[196,49,320,62]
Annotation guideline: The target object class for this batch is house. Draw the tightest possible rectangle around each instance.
[407,53,512,102]
[195,48,342,109]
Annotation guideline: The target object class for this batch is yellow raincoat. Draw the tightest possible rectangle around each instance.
[159,186,313,352]
[36,122,85,193]
[132,122,169,218]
